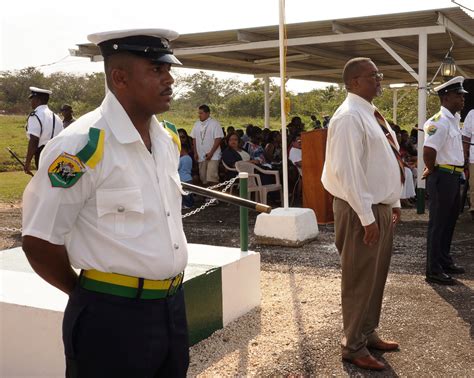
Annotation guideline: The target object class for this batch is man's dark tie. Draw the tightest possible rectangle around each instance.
[374,109,405,184]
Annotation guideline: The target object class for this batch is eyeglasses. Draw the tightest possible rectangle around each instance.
[356,72,384,80]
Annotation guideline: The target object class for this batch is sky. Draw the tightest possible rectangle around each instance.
[1,0,472,93]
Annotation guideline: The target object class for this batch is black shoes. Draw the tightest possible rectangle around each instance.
[443,265,465,274]
[425,272,455,285]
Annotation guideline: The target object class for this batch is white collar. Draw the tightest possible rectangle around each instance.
[440,106,460,120]
[100,92,159,145]
[34,104,48,112]
[347,92,376,112]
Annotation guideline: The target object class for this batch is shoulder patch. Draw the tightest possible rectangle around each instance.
[432,111,442,122]
[48,152,85,188]
[426,124,438,136]
[76,127,105,168]
[163,120,181,152]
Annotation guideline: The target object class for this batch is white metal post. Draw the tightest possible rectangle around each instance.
[393,89,398,124]
[279,0,289,209]
[264,76,270,129]
[417,32,427,213]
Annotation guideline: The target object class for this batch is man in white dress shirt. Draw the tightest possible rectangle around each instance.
[322,57,402,371]
[190,104,224,186]
[22,29,189,377]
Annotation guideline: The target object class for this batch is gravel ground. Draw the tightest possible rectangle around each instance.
[1,200,473,376]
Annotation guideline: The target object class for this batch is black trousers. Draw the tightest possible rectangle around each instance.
[34,145,44,169]
[63,284,189,378]
[426,169,460,275]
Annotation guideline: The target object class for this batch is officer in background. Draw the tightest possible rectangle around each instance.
[22,29,189,377]
[24,87,63,174]
[60,104,76,128]
[462,108,474,221]
[423,76,467,285]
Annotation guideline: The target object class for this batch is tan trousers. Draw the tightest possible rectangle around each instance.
[198,160,220,185]
[333,198,394,359]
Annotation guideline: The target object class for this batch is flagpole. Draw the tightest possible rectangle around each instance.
[279,0,289,209]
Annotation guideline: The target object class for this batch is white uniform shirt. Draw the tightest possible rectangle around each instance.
[22,92,188,280]
[321,93,402,226]
[26,105,64,147]
[423,106,464,166]
[190,117,224,162]
[462,109,474,164]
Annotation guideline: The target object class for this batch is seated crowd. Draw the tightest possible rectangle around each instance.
[177,104,420,209]
[177,107,306,208]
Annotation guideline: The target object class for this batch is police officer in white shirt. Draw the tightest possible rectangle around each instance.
[423,76,467,285]
[462,109,474,220]
[24,87,63,173]
[22,29,189,377]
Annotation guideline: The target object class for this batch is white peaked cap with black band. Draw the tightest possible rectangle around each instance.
[28,87,52,98]
[434,76,468,95]
[87,28,182,65]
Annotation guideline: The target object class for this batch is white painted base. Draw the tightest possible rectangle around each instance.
[0,245,260,377]
[254,207,319,246]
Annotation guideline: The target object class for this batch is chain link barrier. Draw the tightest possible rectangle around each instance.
[182,177,237,219]
[0,227,22,233]
[0,178,239,231]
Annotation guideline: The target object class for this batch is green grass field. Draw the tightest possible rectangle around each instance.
[0,171,32,202]
[0,115,28,172]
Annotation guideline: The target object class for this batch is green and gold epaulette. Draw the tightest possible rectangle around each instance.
[432,111,442,122]
[163,120,181,152]
[76,127,105,168]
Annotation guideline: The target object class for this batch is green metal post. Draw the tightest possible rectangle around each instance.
[416,188,425,214]
[239,172,249,252]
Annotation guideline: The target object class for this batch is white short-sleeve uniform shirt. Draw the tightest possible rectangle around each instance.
[22,92,188,280]
[423,106,464,166]
[462,109,474,164]
[26,105,64,147]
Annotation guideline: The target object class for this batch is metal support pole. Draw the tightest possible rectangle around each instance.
[239,172,249,252]
[393,89,398,124]
[417,32,428,214]
[279,0,289,209]
[264,76,270,129]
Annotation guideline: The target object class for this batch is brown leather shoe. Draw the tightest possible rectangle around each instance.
[343,354,385,370]
[368,340,400,351]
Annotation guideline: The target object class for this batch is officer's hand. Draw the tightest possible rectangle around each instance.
[24,162,33,176]
[392,207,401,226]
[421,167,432,179]
[205,152,212,160]
[363,222,379,246]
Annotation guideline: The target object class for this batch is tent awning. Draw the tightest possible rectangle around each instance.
[71,7,474,85]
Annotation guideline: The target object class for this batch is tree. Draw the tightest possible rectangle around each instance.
[0,67,47,113]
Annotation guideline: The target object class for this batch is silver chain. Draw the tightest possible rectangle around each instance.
[182,177,238,218]
[0,227,22,233]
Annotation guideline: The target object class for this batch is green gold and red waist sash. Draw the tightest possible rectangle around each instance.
[79,269,184,299]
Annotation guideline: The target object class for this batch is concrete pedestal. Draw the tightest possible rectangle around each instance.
[254,207,319,246]
[0,245,260,376]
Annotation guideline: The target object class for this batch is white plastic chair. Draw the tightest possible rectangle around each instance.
[235,161,282,204]
[221,161,240,195]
